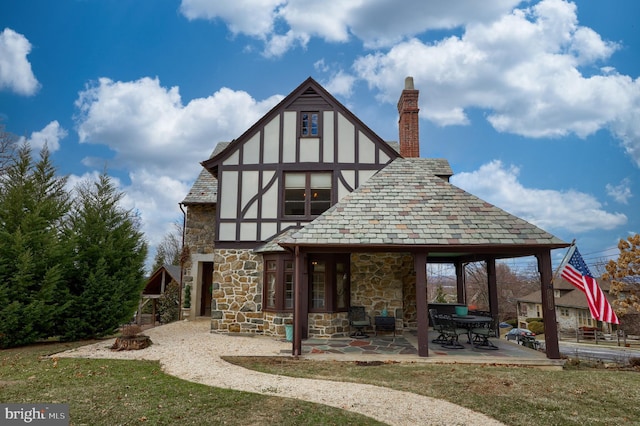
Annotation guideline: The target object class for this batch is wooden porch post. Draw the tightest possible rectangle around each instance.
[487,257,499,316]
[455,260,465,304]
[415,252,429,357]
[537,250,560,359]
[293,246,303,356]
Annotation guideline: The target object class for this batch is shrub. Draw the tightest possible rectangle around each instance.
[183,285,191,308]
[528,320,545,335]
[505,319,518,327]
[158,281,180,324]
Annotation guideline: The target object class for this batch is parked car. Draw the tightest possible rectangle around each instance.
[505,328,535,343]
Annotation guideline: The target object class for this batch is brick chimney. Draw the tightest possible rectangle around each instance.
[397,76,420,158]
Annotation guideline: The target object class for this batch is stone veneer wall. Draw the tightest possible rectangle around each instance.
[308,312,350,337]
[351,252,415,332]
[210,249,263,333]
[182,204,216,317]
[207,249,419,337]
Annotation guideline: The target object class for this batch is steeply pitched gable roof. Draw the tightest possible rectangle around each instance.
[201,77,400,173]
[143,264,181,296]
[280,157,567,254]
[182,143,229,205]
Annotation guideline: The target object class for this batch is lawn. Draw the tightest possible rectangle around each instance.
[0,342,382,425]
[2,341,639,426]
[224,356,640,426]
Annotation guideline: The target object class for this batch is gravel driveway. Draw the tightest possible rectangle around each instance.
[57,320,504,426]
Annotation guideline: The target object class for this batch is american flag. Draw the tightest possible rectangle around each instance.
[560,246,619,324]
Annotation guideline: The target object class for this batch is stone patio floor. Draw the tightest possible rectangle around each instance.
[297,330,565,369]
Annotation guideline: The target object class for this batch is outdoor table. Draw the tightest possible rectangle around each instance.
[452,315,492,343]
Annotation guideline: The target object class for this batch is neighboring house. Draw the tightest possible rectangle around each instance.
[516,277,618,334]
[180,77,569,358]
[137,264,181,325]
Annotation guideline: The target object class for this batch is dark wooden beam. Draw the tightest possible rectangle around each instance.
[415,252,429,357]
[487,257,499,316]
[293,246,303,356]
[538,250,560,359]
[455,260,465,303]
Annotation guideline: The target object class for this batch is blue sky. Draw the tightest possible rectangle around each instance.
[1,0,638,273]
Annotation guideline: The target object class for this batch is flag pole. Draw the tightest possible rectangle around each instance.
[551,238,576,285]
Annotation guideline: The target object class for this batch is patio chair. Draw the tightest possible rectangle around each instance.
[470,317,499,350]
[438,314,466,349]
[349,306,371,339]
[429,309,448,344]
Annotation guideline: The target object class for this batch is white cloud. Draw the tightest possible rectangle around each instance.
[73,77,284,264]
[177,0,640,166]
[179,0,520,57]
[74,76,282,181]
[606,178,632,204]
[451,160,627,233]
[0,28,40,96]
[323,71,356,98]
[350,0,640,167]
[21,120,67,153]
[179,0,284,38]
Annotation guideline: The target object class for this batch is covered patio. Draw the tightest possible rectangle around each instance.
[299,332,563,369]
[280,158,569,360]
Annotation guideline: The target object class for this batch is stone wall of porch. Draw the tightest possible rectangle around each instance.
[351,252,416,333]
[209,250,418,338]
[210,249,264,334]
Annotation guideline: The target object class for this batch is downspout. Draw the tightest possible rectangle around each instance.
[178,202,186,320]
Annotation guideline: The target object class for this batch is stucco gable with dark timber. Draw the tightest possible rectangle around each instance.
[198,77,402,247]
[202,77,399,175]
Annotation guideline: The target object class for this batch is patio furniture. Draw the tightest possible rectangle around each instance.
[437,314,467,349]
[349,306,371,338]
[374,315,396,336]
[470,317,499,350]
[453,314,493,344]
[429,308,448,344]
[519,335,540,350]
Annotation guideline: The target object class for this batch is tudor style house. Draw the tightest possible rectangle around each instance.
[180,77,569,358]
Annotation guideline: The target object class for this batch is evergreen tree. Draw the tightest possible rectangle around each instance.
[61,172,147,340]
[0,144,69,348]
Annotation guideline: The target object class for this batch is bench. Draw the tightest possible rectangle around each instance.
[374,316,396,336]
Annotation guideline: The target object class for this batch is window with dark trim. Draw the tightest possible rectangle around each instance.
[301,112,319,137]
[263,254,294,312]
[284,172,332,218]
[309,254,350,313]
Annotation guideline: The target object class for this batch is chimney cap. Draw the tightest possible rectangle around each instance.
[404,76,414,90]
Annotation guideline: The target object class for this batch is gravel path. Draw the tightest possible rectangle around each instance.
[57,320,504,426]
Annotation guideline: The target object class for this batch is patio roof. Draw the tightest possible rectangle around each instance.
[279,157,568,258]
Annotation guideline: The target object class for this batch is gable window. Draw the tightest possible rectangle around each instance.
[301,112,319,136]
[284,172,332,217]
[264,255,294,312]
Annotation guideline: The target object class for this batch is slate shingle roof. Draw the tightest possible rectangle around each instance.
[182,143,229,205]
[280,158,567,250]
[254,227,301,253]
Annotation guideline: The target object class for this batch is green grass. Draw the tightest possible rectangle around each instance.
[224,356,640,426]
[3,341,640,426]
[0,342,383,425]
